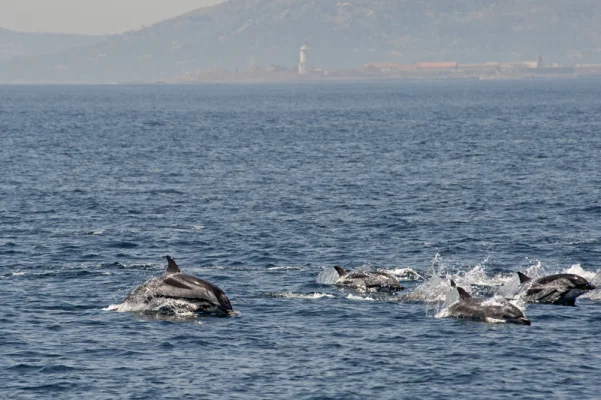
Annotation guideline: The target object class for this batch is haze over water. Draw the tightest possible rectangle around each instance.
[2,81,601,399]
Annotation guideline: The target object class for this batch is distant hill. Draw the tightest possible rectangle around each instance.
[2,0,601,83]
[0,27,104,62]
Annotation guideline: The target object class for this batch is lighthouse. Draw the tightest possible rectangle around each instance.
[298,42,309,74]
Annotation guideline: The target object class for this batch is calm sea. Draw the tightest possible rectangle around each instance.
[2,80,601,399]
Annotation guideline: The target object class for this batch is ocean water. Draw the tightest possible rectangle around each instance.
[2,80,601,399]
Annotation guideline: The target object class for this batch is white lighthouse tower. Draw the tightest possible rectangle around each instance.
[298,42,309,74]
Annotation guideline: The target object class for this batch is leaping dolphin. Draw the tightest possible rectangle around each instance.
[332,266,404,292]
[123,256,233,315]
[445,280,531,325]
[516,272,595,306]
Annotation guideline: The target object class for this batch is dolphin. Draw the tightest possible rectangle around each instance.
[332,266,404,292]
[123,256,233,315]
[445,280,531,325]
[516,271,595,306]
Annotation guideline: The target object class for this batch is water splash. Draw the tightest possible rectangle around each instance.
[405,254,452,303]
[568,264,601,300]
[523,260,544,278]
[346,294,376,301]
[104,298,197,318]
[381,267,422,281]
[564,263,597,281]
[316,267,340,285]
[497,273,522,299]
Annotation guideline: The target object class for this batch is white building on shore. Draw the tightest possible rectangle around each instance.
[298,42,309,74]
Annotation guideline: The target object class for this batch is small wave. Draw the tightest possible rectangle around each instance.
[267,266,304,271]
[12,272,25,276]
[264,292,334,299]
[39,364,79,373]
[108,241,138,249]
[7,363,41,371]
[566,238,597,245]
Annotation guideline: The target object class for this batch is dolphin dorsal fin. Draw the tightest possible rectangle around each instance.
[517,272,532,284]
[456,287,472,300]
[450,280,457,288]
[165,256,181,274]
[333,266,346,277]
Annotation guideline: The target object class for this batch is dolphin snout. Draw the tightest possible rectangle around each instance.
[509,317,531,326]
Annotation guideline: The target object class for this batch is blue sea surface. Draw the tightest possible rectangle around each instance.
[1,80,601,399]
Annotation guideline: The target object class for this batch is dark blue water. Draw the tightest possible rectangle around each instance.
[2,80,601,399]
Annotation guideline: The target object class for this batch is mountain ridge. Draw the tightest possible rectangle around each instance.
[2,0,601,83]
[0,27,105,63]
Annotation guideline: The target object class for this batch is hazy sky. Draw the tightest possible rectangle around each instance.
[0,0,222,35]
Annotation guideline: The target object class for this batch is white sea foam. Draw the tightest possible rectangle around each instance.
[484,317,507,324]
[434,309,451,318]
[104,298,197,317]
[12,272,25,276]
[267,266,304,271]
[346,294,376,301]
[384,267,422,281]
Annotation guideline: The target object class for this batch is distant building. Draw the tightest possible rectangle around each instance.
[364,63,417,72]
[417,62,458,69]
[298,42,309,74]
[536,55,543,68]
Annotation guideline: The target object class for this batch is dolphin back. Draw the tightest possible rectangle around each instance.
[448,297,531,325]
[169,274,233,312]
[521,273,596,306]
